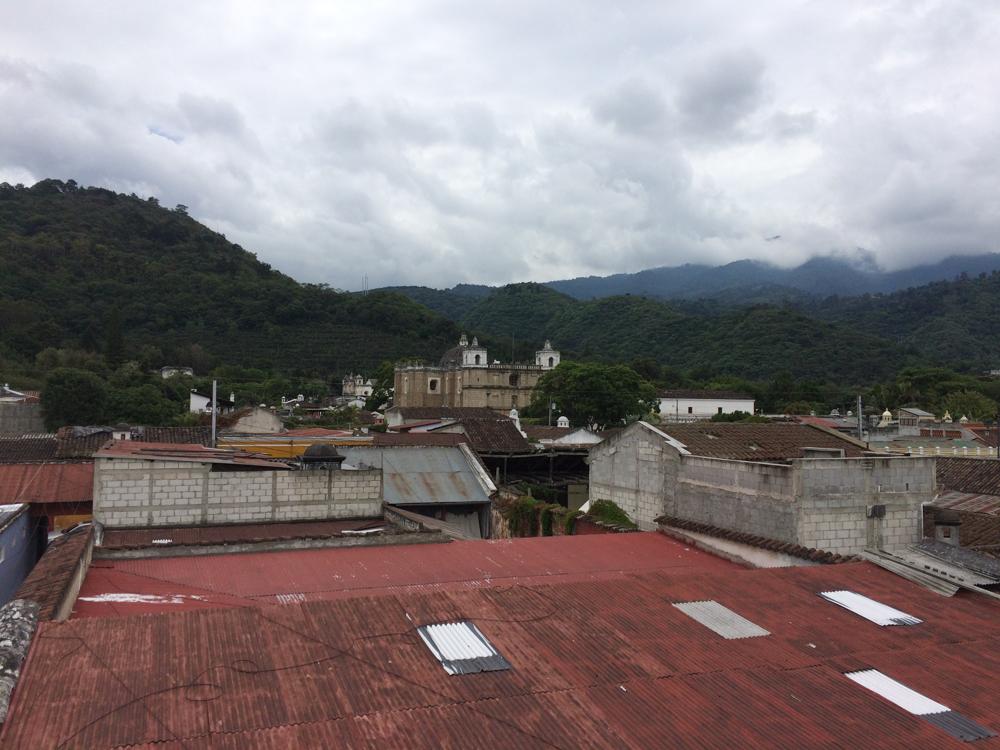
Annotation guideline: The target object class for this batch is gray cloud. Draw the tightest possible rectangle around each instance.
[0,1,998,288]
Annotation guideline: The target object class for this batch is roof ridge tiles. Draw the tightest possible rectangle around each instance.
[655,514,857,564]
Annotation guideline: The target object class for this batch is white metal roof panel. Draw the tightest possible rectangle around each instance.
[672,600,770,639]
[845,669,948,715]
[819,590,922,626]
[417,621,511,675]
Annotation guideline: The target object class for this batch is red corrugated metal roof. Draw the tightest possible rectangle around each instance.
[6,538,1000,748]
[0,462,93,503]
[73,533,738,616]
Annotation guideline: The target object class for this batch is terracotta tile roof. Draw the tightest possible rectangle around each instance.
[655,422,868,461]
[657,515,857,564]
[137,426,213,445]
[0,437,58,464]
[6,534,1000,748]
[13,525,93,621]
[939,457,1000,495]
[658,389,754,400]
[55,433,113,458]
[442,420,531,454]
[0,463,93,504]
[96,441,291,469]
[373,432,468,447]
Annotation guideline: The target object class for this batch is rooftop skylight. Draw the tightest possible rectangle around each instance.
[672,600,770,639]
[845,669,995,742]
[417,621,511,675]
[819,590,922,626]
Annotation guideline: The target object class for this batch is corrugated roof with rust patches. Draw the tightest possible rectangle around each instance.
[0,463,94,504]
[281,427,355,437]
[373,432,468,447]
[933,490,1000,517]
[6,535,1000,748]
[435,420,531,454]
[938,457,1000,495]
[96,441,292,469]
[100,519,392,551]
[340,446,493,505]
[13,525,93,621]
[653,422,869,461]
[388,406,499,421]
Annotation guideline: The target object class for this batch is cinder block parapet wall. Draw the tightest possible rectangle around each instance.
[588,426,677,530]
[93,457,382,528]
[793,456,935,554]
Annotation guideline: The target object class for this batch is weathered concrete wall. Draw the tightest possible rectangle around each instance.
[94,458,382,527]
[675,457,797,543]
[794,457,935,553]
[588,424,936,554]
[0,403,44,434]
[589,427,676,529]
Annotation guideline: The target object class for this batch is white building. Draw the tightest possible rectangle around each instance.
[658,390,755,422]
[342,374,374,398]
[189,390,236,415]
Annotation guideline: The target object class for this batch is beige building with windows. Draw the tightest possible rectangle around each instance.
[394,335,560,411]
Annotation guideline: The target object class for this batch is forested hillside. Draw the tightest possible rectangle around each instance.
[0,180,461,376]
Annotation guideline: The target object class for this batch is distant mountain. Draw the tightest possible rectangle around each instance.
[545,253,1000,301]
[0,179,466,374]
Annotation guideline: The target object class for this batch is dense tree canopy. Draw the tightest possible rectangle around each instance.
[527,362,657,429]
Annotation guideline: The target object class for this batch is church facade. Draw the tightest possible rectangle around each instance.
[394,335,560,411]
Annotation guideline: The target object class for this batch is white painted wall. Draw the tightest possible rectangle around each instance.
[658,396,755,421]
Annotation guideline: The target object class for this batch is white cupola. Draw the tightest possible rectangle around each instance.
[535,339,560,370]
[557,415,570,428]
[462,335,488,367]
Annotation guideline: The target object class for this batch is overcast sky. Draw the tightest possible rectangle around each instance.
[2,1,998,290]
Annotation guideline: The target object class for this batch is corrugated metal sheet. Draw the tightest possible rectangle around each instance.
[0,462,94,503]
[846,670,996,742]
[417,621,511,674]
[845,669,949,714]
[341,446,492,505]
[8,560,1000,748]
[672,600,770,639]
[819,590,923,625]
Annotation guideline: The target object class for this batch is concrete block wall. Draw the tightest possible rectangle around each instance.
[794,457,934,554]
[0,403,44,434]
[589,428,676,529]
[675,457,797,543]
[94,457,382,527]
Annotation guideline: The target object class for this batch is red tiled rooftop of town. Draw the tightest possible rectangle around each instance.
[5,531,1000,748]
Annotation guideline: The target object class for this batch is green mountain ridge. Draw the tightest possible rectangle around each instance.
[2,179,997,392]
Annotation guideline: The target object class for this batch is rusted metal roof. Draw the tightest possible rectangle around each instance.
[341,446,493,505]
[934,490,1000,517]
[100,519,388,551]
[654,421,869,461]
[13,525,93,621]
[374,432,468,448]
[5,540,1000,748]
[0,463,94,504]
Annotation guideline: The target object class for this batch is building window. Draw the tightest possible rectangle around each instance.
[718,407,723,414]
[429,379,438,392]
[548,357,554,367]
[474,354,481,365]
[509,373,519,386]
[687,406,693,414]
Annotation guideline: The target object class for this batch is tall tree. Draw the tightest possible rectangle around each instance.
[529,361,657,429]
[41,368,109,429]
[104,308,125,369]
